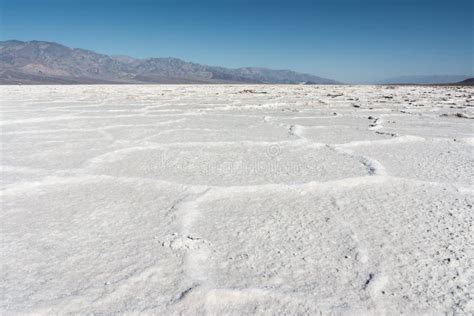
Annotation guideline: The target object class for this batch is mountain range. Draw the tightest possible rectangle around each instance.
[0,40,339,85]
[379,75,472,85]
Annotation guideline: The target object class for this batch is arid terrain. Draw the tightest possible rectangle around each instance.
[1,85,473,314]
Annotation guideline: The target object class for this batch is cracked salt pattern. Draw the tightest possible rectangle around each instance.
[1,85,473,314]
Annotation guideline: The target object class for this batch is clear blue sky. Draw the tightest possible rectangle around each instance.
[0,0,472,83]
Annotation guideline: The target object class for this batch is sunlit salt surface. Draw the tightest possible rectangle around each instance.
[1,85,473,314]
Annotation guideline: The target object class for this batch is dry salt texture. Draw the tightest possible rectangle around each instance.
[1,85,473,315]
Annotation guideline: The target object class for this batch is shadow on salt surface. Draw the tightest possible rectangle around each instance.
[87,144,368,186]
[185,179,472,314]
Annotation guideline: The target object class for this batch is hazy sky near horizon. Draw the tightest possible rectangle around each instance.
[1,0,472,83]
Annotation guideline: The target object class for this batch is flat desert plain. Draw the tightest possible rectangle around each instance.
[1,85,473,314]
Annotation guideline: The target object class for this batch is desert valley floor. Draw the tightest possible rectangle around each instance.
[1,85,473,314]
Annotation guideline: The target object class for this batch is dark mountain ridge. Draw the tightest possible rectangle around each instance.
[379,75,472,85]
[0,40,339,84]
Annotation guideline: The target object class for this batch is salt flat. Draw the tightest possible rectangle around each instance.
[1,85,473,314]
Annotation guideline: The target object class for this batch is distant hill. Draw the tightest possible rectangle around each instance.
[455,78,474,85]
[380,75,471,85]
[0,40,339,85]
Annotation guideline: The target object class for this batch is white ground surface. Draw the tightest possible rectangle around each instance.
[1,85,473,315]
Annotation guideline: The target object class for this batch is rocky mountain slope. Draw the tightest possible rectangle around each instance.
[0,40,338,84]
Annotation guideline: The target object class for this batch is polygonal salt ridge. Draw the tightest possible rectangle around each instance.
[159,233,212,251]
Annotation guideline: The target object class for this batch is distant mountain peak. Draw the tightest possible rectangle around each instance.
[0,40,339,85]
